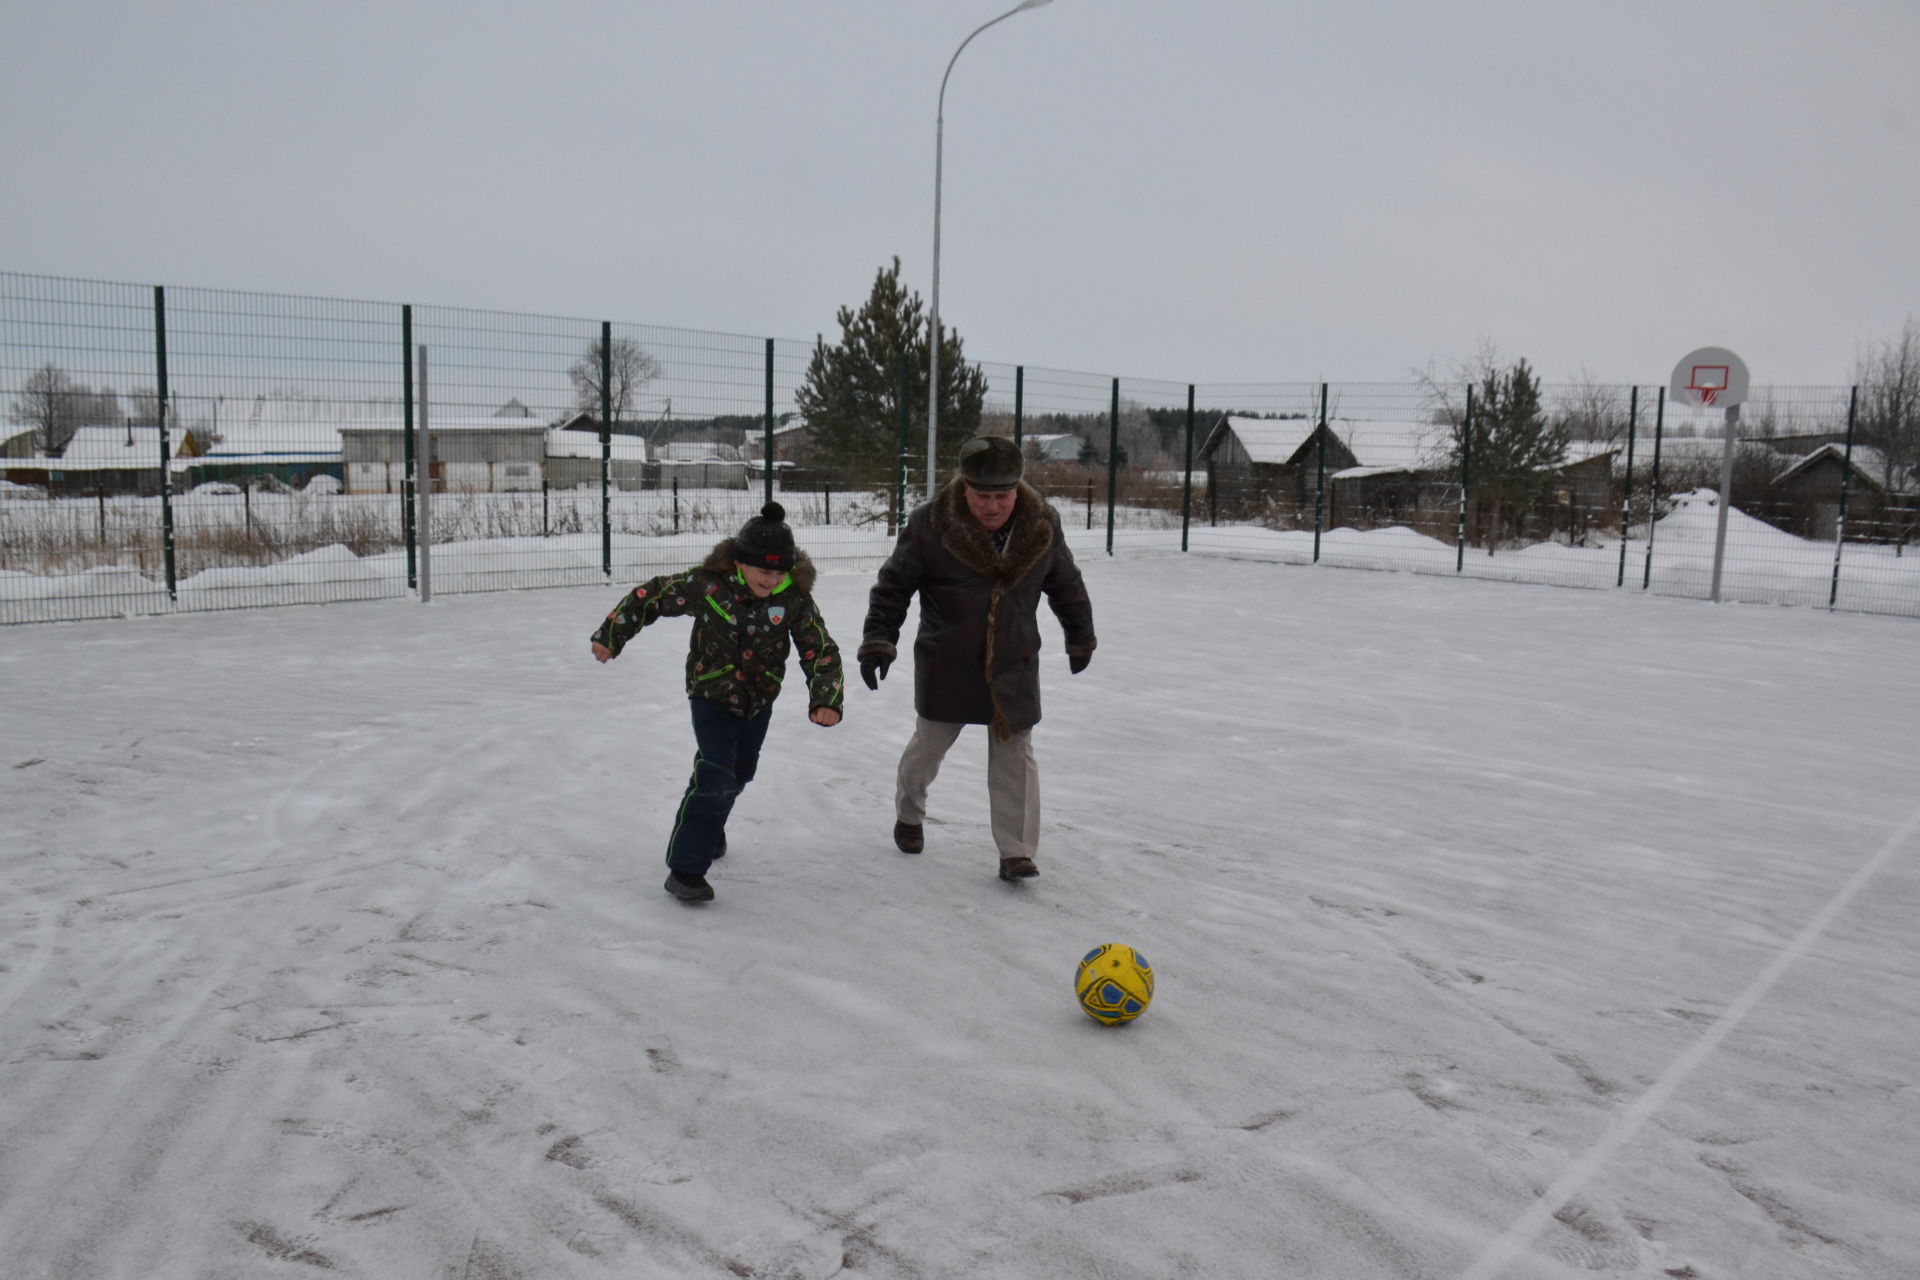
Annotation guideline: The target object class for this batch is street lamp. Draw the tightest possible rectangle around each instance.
[927,0,1054,500]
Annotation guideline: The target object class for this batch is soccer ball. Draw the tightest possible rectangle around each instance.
[1075,944,1154,1025]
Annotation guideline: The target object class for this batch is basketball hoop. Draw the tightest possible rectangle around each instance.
[1670,348,1748,411]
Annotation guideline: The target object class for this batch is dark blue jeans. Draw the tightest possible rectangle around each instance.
[666,697,773,878]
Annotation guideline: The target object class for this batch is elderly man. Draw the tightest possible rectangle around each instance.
[857,434,1097,882]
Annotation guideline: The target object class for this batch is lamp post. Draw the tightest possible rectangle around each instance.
[927,0,1053,500]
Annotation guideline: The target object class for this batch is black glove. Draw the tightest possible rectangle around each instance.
[1069,652,1091,675]
[859,652,892,690]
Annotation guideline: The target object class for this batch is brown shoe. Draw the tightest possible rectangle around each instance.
[998,856,1038,881]
[893,821,924,854]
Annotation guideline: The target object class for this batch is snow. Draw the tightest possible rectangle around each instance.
[3,555,1917,1279]
[5,483,1918,626]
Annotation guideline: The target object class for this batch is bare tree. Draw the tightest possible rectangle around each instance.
[1855,318,1920,492]
[568,337,662,423]
[1557,368,1630,443]
[8,362,103,454]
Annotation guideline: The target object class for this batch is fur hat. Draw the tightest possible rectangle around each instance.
[734,501,795,571]
[958,434,1023,491]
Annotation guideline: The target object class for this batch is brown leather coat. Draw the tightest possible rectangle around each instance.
[860,480,1096,737]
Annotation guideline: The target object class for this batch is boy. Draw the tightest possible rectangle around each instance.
[591,502,843,903]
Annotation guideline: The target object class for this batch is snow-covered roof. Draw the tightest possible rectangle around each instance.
[546,428,648,461]
[1773,442,1915,492]
[1208,416,1445,470]
[1024,433,1084,461]
[46,425,172,469]
[658,442,740,463]
[1210,416,1317,464]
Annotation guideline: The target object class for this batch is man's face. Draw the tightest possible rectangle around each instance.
[964,484,1017,532]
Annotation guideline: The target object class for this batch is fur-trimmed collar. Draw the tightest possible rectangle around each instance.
[927,479,1055,583]
[702,538,819,594]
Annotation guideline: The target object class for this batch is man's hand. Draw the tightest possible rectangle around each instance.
[1069,652,1090,675]
[859,653,891,690]
[810,706,842,727]
[591,641,614,664]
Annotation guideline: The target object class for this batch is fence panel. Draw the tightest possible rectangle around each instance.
[3,276,172,622]
[4,270,1916,623]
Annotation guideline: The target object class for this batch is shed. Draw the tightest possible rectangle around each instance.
[546,425,650,491]
[340,410,549,494]
[4,425,173,496]
[1767,443,1918,541]
[1199,416,1441,522]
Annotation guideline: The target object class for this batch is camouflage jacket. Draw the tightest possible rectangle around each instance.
[591,540,844,719]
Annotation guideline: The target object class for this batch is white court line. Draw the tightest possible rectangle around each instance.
[1457,797,1920,1280]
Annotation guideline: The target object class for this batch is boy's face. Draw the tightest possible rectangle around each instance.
[737,563,786,598]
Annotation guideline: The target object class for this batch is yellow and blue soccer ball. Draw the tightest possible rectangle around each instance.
[1075,944,1154,1025]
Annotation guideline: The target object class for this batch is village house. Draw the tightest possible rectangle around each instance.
[2,424,172,496]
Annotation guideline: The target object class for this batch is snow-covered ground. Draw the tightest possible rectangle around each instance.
[4,486,1918,625]
[2,556,1917,1279]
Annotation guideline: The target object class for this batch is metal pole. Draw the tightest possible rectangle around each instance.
[895,353,909,535]
[764,337,776,507]
[1013,366,1025,449]
[1616,385,1639,588]
[1180,384,1195,553]
[1105,377,1120,556]
[1312,382,1329,563]
[401,304,417,590]
[152,286,177,600]
[1643,389,1666,590]
[416,345,432,604]
[600,322,612,578]
[1456,384,1474,573]
[929,0,1052,500]
[1709,403,1739,602]
[1828,385,1860,610]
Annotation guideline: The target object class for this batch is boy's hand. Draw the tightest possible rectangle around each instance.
[810,706,841,727]
[591,641,614,663]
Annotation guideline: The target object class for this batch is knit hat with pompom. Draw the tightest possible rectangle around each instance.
[734,501,795,571]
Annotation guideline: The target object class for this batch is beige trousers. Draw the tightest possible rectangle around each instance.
[895,716,1040,862]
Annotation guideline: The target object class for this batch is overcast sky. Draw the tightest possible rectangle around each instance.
[4,0,1915,388]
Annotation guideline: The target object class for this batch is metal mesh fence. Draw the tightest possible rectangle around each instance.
[3,271,1915,624]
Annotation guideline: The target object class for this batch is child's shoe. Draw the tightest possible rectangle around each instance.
[664,871,715,902]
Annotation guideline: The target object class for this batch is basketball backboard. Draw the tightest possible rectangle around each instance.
[1670,346,1750,409]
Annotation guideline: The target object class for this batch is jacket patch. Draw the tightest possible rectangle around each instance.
[768,606,786,625]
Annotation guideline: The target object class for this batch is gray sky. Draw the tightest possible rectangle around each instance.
[5,0,1915,387]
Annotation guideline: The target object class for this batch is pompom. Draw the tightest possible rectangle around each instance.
[761,501,785,521]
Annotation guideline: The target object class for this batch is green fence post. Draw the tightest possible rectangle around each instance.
[600,321,612,578]
[1312,382,1329,563]
[1617,385,1639,588]
[1455,383,1474,573]
[401,304,417,590]
[1828,385,1860,611]
[1642,389,1666,590]
[764,338,776,507]
[1180,384,1195,553]
[1014,366,1024,450]
[1105,377,1120,557]
[153,286,177,601]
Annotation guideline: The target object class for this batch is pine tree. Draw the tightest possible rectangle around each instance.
[795,258,987,489]
[1452,357,1568,549]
